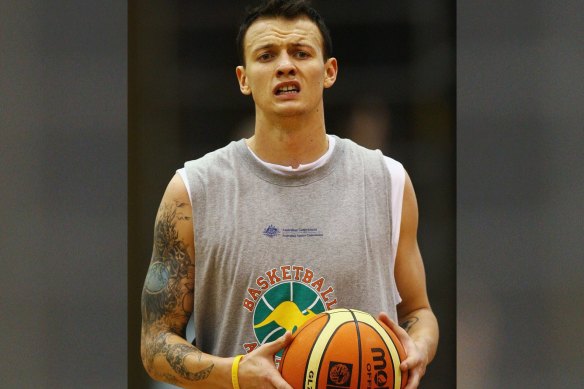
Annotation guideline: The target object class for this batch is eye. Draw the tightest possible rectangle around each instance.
[294,51,310,59]
[257,52,273,62]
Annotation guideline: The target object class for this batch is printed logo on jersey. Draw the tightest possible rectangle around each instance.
[262,225,324,238]
[242,265,337,358]
[262,225,280,238]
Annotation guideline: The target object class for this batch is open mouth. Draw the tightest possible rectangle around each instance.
[274,82,300,95]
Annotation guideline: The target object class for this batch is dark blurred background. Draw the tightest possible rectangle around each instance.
[457,1,584,387]
[2,0,582,388]
[129,1,455,388]
[0,1,127,387]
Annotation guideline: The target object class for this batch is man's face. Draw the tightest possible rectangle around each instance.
[236,17,337,118]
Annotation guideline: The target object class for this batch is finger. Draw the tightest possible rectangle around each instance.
[399,348,418,369]
[378,312,410,342]
[403,368,421,389]
[383,315,408,338]
[401,350,426,373]
[384,317,416,356]
[377,311,391,327]
[258,331,292,355]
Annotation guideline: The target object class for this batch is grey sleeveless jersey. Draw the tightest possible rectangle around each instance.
[184,136,400,358]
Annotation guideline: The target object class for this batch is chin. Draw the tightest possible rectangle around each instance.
[270,104,305,117]
[274,110,308,118]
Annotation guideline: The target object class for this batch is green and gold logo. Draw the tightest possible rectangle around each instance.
[242,265,337,355]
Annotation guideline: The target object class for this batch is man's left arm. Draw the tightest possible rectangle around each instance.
[379,171,439,389]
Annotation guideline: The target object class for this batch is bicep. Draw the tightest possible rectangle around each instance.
[142,173,195,335]
[394,172,430,319]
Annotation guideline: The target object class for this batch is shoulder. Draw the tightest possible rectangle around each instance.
[336,136,403,168]
[181,141,244,198]
[335,137,386,172]
[400,171,419,227]
[160,173,190,208]
[383,155,406,192]
[185,140,242,173]
[157,173,194,238]
[382,155,405,176]
[335,136,406,183]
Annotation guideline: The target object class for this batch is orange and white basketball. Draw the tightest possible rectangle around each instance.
[279,308,408,389]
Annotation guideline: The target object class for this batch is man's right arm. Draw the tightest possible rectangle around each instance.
[140,174,293,389]
[140,174,231,388]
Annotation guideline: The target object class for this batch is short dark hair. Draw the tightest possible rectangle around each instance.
[236,0,333,65]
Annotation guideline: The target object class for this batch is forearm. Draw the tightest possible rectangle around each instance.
[399,307,439,364]
[141,328,233,389]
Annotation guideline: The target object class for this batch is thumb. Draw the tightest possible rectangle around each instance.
[377,311,392,327]
[378,313,412,361]
[259,331,293,356]
[382,314,410,344]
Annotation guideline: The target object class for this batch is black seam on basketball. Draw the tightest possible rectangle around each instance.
[315,326,342,387]
[360,321,400,389]
[379,324,400,389]
[279,341,289,370]
[386,332,400,388]
[301,312,331,388]
[348,309,363,389]
[315,316,354,388]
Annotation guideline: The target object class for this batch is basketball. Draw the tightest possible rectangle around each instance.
[279,308,408,389]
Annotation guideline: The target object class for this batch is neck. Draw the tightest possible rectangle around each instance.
[247,115,328,169]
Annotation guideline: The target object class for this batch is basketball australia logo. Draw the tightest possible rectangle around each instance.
[327,361,353,388]
[241,265,337,357]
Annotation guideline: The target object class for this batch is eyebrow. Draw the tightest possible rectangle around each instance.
[251,43,275,53]
[251,41,315,53]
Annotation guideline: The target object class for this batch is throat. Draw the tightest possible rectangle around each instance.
[246,132,329,169]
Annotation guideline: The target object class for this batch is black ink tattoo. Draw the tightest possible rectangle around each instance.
[174,201,192,222]
[142,326,213,381]
[142,332,166,371]
[400,317,419,333]
[141,201,194,330]
[141,201,207,381]
[166,344,214,381]
[192,364,214,381]
[144,262,169,294]
[162,373,180,386]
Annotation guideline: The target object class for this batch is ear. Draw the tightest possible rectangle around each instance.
[236,66,252,95]
[323,57,338,89]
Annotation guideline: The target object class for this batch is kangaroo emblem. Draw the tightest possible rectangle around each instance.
[254,301,316,332]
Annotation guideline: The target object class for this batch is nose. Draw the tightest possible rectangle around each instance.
[276,53,296,77]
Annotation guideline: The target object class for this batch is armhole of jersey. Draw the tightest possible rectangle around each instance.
[176,166,197,340]
[384,156,405,257]
[384,156,405,305]
[177,167,193,204]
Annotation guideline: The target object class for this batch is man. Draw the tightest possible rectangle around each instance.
[141,1,439,388]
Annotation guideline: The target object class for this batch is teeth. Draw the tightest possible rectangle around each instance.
[278,85,298,93]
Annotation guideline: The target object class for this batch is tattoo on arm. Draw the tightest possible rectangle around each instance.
[166,344,214,381]
[141,200,210,381]
[400,317,419,333]
[143,333,213,382]
[142,200,194,331]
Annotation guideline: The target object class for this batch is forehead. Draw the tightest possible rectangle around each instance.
[244,17,323,53]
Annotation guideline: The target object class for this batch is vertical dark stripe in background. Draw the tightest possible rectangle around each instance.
[0,1,127,387]
[458,0,584,387]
